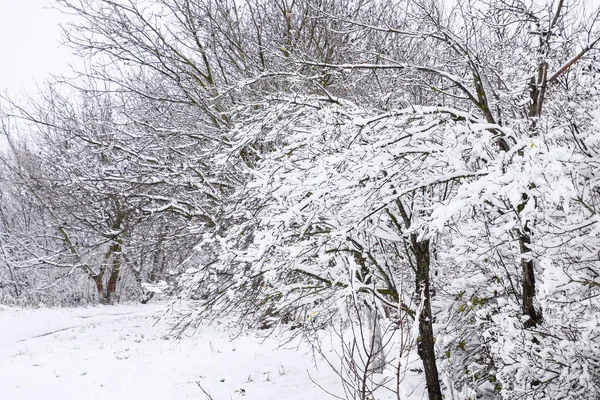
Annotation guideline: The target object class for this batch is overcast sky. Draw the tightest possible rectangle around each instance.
[0,0,73,97]
[1,0,600,98]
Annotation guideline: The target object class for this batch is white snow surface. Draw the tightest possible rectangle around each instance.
[0,303,344,400]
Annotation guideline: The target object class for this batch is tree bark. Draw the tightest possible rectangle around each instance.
[412,237,443,400]
[518,57,549,327]
[519,234,541,327]
[105,239,122,305]
[94,274,105,303]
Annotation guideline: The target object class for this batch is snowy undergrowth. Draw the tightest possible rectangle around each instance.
[0,303,353,400]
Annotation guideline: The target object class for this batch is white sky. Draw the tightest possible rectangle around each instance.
[0,0,73,97]
[0,0,599,98]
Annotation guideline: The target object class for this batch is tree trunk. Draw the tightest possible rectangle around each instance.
[105,239,122,305]
[8,266,21,298]
[517,62,548,327]
[520,234,541,327]
[366,305,385,374]
[94,274,105,303]
[412,237,442,400]
[0,243,22,298]
[141,234,165,304]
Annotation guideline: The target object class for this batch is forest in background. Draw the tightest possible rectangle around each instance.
[1,0,600,399]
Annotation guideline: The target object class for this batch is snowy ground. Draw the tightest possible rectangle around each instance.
[0,302,347,400]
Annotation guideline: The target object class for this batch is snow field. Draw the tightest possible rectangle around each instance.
[0,303,345,400]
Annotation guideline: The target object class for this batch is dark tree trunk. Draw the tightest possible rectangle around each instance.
[412,237,443,400]
[519,234,541,327]
[106,268,119,305]
[517,62,549,327]
[105,239,122,305]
